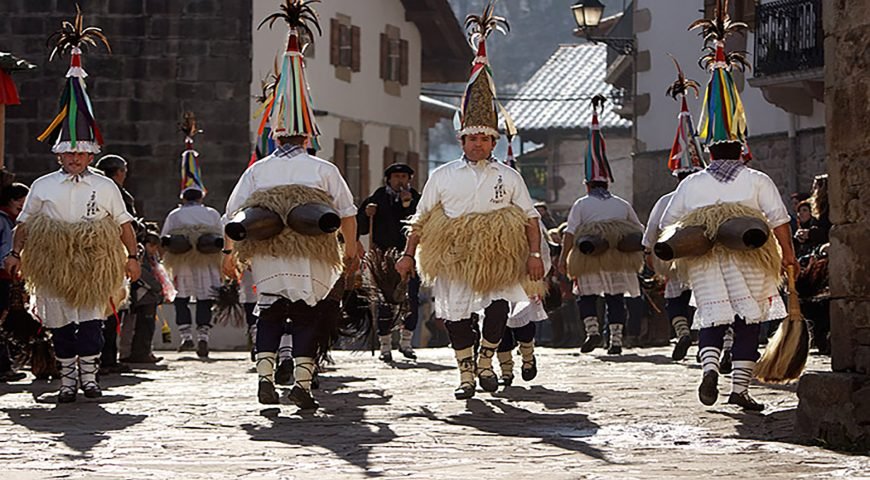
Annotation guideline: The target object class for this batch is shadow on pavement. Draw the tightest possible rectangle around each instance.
[387,360,453,372]
[492,385,593,409]
[406,397,609,462]
[593,353,675,365]
[716,407,800,443]
[242,382,397,477]
[5,403,146,457]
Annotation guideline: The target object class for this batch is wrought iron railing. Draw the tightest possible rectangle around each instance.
[754,0,824,76]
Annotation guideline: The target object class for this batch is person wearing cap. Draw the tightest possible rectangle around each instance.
[357,162,421,362]
[557,96,644,356]
[161,118,222,359]
[659,9,797,411]
[223,0,358,411]
[398,4,544,400]
[4,8,140,403]
[641,59,707,362]
[94,154,140,372]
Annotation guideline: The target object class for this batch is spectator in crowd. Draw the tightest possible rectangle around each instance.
[0,183,29,382]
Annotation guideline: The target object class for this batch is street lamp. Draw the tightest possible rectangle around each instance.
[571,0,635,55]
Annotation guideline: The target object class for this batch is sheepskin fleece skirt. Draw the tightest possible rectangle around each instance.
[665,202,785,328]
[408,204,541,321]
[567,219,643,297]
[232,185,343,269]
[22,215,127,328]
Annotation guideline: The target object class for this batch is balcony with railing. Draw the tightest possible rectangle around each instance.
[748,0,824,115]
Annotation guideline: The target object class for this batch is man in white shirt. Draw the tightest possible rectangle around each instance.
[161,186,223,358]
[658,22,797,411]
[4,19,139,404]
[223,137,357,410]
[557,98,644,356]
[5,154,140,403]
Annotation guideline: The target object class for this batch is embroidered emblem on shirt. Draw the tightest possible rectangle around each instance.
[85,190,99,218]
[491,175,506,203]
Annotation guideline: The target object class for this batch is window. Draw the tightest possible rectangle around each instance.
[387,39,402,82]
[331,17,360,76]
[333,137,369,200]
[380,26,409,89]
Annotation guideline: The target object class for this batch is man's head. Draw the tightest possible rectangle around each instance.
[384,163,414,191]
[461,133,496,162]
[95,154,128,186]
[585,180,609,192]
[796,201,813,223]
[790,192,811,211]
[57,151,95,176]
[0,183,30,216]
[277,135,308,147]
[708,141,743,162]
[181,187,204,203]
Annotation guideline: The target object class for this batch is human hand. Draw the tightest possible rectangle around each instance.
[222,253,240,281]
[527,256,545,281]
[126,258,142,283]
[365,203,378,217]
[4,255,21,279]
[396,255,415,282]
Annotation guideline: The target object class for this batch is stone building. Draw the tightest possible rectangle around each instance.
[795,0,870,451]
[0,0,253,220]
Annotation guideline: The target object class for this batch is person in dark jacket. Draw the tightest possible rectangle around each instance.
[125,226,169,363]
[357,163,421,362]
[95,154,140,374]
[0,183,29,382]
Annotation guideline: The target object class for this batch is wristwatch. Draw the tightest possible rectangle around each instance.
[529,252,542,259]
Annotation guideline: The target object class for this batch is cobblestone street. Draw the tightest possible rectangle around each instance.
[0,347,866,479]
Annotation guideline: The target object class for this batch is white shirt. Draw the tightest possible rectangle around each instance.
[162,203,222,236]
[18,167,133,328]
[660,168,790,231]
[417,158,540,321]
[224,150,356,222]
[19,168,133,226]
[642,191,674,250]
[565,194,642,235]
[416,158,539,220]
[223,149,356,306]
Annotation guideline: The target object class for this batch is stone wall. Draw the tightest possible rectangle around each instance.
[796,0,870,451]
[632,128,826,223]
[0,0,252,221]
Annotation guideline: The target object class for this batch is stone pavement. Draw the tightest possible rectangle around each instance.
[0,347,867,479]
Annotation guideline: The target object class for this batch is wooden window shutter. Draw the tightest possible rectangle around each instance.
[703,0,716,19]
[330,18,341,66]
[383,146,394,172]
[407,151,420,188]
[351,25,361,72]
[333,138,346,177]
[379,33,389,80]
[399,39,409,86]
[360,142,370,196]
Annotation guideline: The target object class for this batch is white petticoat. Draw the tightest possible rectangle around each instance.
[250,255,340,308]
[172,264,222,300]
[573,271,640,298]
[506,296,548,329]
[688,255,787,329]
[434,277,529,322]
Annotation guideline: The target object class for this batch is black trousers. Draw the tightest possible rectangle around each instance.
[255,298,332,359]
[578,294,627,325]
[53,319,105,359]
[100,311,124,366]
[129,304,157,360]
[446,300,510,350]
[497,322,536,353]
[0,279,12,372]
[698,316,760,362]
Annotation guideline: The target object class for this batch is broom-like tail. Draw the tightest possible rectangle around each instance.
[210,280,246,328]
[754,266,809,384]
